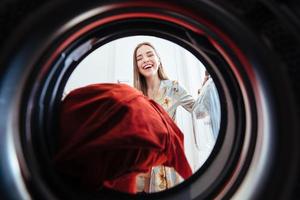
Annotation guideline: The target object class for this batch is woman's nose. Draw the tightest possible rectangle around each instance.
[143,56,150,62]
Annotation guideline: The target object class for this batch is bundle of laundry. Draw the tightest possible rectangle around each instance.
[54,83,192,193]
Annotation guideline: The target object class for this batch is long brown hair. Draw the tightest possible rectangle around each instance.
[133,42,169,96]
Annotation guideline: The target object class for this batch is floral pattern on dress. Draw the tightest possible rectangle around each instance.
[161,96,172,109]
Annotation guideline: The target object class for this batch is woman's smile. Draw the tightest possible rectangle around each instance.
[143,63,154,70]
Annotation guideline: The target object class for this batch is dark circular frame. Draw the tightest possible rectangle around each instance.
[0,0,298,200]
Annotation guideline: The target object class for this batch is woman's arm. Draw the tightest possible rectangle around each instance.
[172,81,196,113]
[172,80,216,120]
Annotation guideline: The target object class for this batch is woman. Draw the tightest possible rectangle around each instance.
[133,42,206,193]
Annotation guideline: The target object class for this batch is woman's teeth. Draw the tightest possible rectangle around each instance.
[144,64,152,69]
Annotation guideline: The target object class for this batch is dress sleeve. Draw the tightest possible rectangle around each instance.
[172,81,196,113]
[172,80,216,120]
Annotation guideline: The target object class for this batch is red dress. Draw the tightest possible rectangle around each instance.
[54,83,192,193]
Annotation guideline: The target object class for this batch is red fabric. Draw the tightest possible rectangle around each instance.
[54,83,192,193]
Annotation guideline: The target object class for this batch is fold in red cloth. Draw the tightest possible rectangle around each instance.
[54,83,192,193]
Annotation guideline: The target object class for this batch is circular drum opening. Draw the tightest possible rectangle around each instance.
[59,35,223,193]
[0,1,299,200]
[20,8,251,200]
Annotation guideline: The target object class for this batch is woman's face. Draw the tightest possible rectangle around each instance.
[136,45,161,78]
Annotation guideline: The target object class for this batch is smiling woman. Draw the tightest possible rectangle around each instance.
[131,41,220,193]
